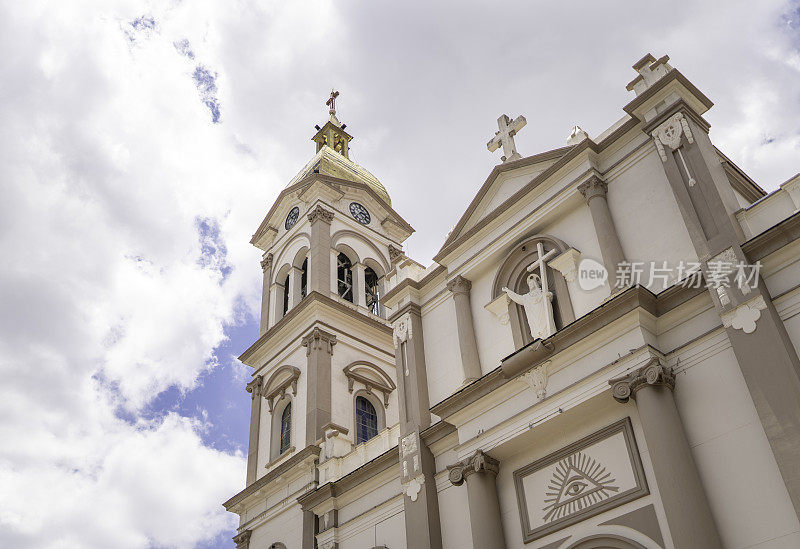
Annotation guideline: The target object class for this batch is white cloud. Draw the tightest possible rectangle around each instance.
[0,0,798,547]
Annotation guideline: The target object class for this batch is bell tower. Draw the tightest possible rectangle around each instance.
[225,93,416,549]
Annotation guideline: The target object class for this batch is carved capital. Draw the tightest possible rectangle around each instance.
[448,450,500,486]
[609,358,675,403]
[302,327,337,356]
[652,112,694,162]
[388,244,406,265]
[307,205,334,225]
[446,275,472,296]
[245,375,263,399]
[260,253,273,272]
[577,175,608,203]
[392,312,413,349]
[233,530,251,549]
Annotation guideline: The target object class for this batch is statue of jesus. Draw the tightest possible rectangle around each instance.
[502,273,556,341]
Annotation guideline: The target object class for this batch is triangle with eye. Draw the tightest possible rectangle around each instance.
[542,452,618,522]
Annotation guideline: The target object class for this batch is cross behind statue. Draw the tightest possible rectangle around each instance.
[487,113,526,163]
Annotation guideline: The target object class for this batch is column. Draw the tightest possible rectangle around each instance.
[448,450,505,549]
[392,305,443,549]
[302,327,336,445]
[308,205,334,295]
[259,254,273,336]
[446,275,482,382]
[330,249,339,298]
[289,266,304,308]
[354,262,367,309]
[270,280,284,325]
[610,358,722,548]
[578,175,626,282]
[233,530,251,549]
[245,376,264,485]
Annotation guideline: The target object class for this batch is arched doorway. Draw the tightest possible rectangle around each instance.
[567,534,648,549]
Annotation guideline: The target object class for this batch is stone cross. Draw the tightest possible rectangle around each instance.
[487,114,526,162]
[326,90,339,114]
[527,241,557,295]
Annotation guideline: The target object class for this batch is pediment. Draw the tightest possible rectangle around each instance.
[440,147,570,255]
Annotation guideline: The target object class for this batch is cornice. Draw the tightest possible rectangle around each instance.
[420,420,457,446]
[238,291,392,366]
[297,446,400,511]
[224,445,321,511]
[741,210,800,262]
[381,264,446,307]
[622,69,713,119]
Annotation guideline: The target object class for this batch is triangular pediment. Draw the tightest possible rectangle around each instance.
[439,147,570,255]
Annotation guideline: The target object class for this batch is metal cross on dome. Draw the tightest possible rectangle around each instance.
[487,113,526,162]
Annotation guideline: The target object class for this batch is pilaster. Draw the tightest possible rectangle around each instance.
[392,305,443,549]
[302,327,336,445]
[578,175,626,284]
[260,254,273,336]
[233,530,251,549]
[446,275,482,382]
[448,450,505,549]
[308,205,334,295]
[609,358,722,548]
[245,375,264,485]
[354,262,367,309]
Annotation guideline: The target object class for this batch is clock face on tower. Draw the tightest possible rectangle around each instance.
[285,206,299,230]
[349,202,370,225]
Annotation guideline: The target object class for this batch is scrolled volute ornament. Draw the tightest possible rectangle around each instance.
[609,358,675,403]
[448,450,499,486]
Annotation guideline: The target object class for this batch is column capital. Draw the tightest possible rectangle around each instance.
[446,275,472,295]
[245,375,263,399]
[577,175,608,203]
[448,450,499,486]
[302,327,337,356]
[232,530,251,549]
[260,253,273,272]
[307,205,334,225]
[609,358,675,403]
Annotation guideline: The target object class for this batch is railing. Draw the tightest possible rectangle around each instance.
[318,423,400,485]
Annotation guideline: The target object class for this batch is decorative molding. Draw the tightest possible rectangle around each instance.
[721,294,767,334]
[302,327,337,356]
[245,375,263,400]
[387,244,406,265]
[233,530,251,549]
[577,175,608,203]
[307,205,334,224]
[343,362,396,407]
[652,112,694,162]
[402,474,425,501]
[448,450,500,486]
[262,366,301,412]
[520,361,549,400]
[400,431,422,482]
[513,418,649,544]
[548,248,581,283]
[392,312,413,349]
[260,253,274,271]
[445,275,472,295]
[609,358,675,403]
[485,293,511,325]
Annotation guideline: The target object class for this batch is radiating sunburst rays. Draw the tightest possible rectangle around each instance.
[542,451,619,522]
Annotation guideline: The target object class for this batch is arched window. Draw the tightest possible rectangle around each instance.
[355,396,378,444]
[364,266,381,316]
[279,402,292,455]
[337,252,354,302]
[281,274,290,316]
[300,257,308,299]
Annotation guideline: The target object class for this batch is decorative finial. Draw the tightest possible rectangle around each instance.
[567,125,589,146]
[487,114,526,163]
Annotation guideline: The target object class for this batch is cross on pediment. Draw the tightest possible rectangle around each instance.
[487,114,526,163]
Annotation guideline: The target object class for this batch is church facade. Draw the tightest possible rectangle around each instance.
[223,54,800,549]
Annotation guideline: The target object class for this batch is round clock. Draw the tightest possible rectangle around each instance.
[285,206,299,230]
[349,202,370,225]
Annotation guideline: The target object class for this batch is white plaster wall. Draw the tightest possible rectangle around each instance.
[421,294,462,407]
[608,146,698,292]
[337,504,406,549]
[736,190,796,239]
[249,501,305,549]
[337,477,403,525]
[673,339,800,548]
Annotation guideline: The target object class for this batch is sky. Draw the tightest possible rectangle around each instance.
[0,1,798,548]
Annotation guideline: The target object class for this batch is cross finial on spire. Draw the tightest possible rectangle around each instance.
[487,114,526,163]
[326,90,339,114]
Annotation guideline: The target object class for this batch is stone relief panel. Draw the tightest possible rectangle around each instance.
[513,418,648,543]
